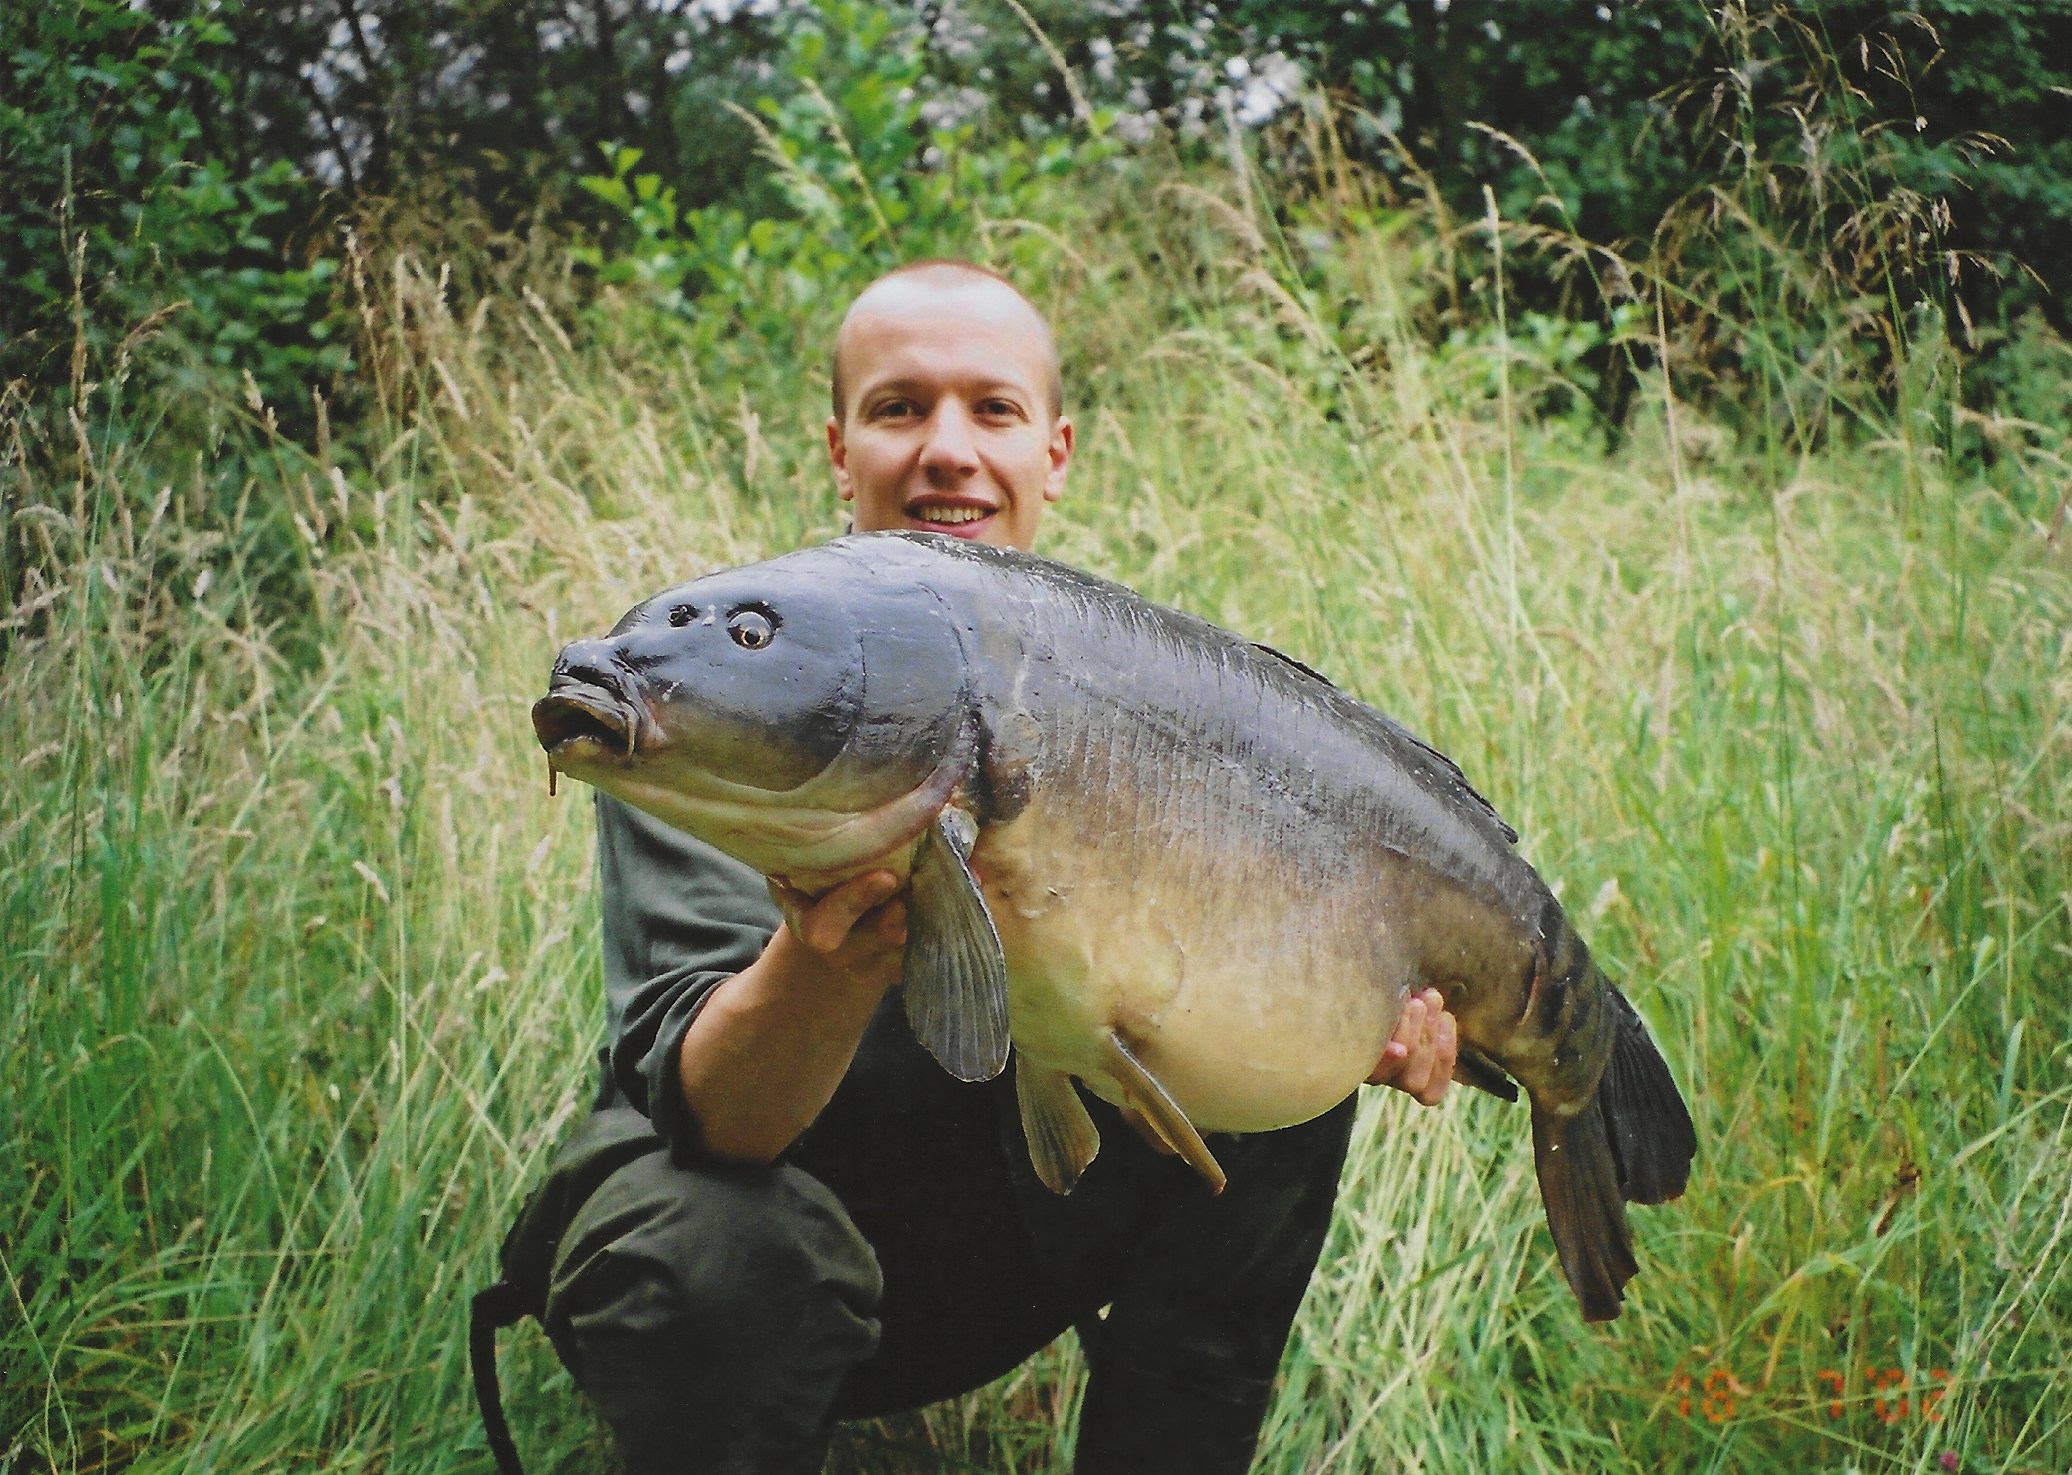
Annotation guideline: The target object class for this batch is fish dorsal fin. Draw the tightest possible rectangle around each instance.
[1250,639,1518,844]
[902,809,1010,1082]
[1249,639,1338,690]
[1015,1060,1101,1194]
[1099,1029,1227,1194]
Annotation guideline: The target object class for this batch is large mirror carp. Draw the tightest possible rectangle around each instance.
[534,531,1696,1320]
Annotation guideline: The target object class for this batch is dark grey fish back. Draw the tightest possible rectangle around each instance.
[878,535,1533,907]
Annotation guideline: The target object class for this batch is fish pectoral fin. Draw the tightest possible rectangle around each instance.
[1098,1029,1226,1195]
[1455,1045,1521,1103]
[1015,1060,1100,1195]
[901,810,1010,1082]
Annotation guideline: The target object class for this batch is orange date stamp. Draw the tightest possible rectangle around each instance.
[1667,1366,1953,1423]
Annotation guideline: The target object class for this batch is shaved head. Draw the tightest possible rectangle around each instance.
[823,257,1073,550]
[831,260,1063,424]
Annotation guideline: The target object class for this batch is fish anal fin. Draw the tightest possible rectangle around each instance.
[1098,1029,1226,1195]
[902,811,1010,1082]
[1455,1044,1520,1103]
[1015,1060,1100,1195]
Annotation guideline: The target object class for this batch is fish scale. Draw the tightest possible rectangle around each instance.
[535,531,1696,1320]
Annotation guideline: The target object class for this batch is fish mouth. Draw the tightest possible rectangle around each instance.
[533,686,639,761]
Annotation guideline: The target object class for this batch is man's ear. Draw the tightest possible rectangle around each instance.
[1043,415,1074,503]
[827,416,855,502]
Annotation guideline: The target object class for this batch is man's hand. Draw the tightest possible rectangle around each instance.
[1365,988,1457,1106]
[766,869,909,994]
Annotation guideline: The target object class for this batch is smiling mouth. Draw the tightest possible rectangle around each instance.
[907,503,1002,538]
[911,507,998,530]
[533,688,638,759]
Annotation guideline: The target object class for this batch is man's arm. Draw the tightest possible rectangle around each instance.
[674,873,907,1162]
[597,796,902,1163]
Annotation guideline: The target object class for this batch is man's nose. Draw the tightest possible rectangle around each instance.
[918,403,979,477]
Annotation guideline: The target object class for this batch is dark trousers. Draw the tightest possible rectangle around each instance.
[525,1106,1086,1475]
[501,1023,1357,1475]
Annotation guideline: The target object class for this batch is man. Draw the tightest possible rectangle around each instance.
[487,261,1458,1475]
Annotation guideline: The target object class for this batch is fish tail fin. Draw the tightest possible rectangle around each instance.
[1529,972,1696,1320]
[1597,984,1696,1206]
[1518,908,1694,1318]
[1530,1098,1637,1322]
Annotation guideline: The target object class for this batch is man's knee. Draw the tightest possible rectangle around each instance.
[541,1146,882,1467]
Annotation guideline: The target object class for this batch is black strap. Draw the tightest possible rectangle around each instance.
[470,1280,532,1475]
[467,1108,677,1473]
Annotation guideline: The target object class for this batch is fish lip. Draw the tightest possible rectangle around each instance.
[533,685,638,760]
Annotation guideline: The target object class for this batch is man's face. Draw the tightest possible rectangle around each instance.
[827,277,1072,553]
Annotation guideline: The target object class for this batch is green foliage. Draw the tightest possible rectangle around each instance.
[6,6,2072,1472]
[5,168,2070,1470]
[210,0,793,225]
[1207,0,2072,321]
[1429,304,1653,436]
[571,0,1107,358]
[977,0,2067,437]
[1216,4,2042,460]
[0,0,349,405]
[11,0,2059,448]
[1619,4,1979,454]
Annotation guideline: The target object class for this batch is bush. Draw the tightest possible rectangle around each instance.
[571,0,1109,365]
[0,0,349,407]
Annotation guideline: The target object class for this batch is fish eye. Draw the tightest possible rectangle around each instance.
[727,608,776,650]
[667,604,695,628]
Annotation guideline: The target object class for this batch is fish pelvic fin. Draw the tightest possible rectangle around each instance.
[1530,1099,1638,1322]
[1098,1029,1227,1195]
[1015,1060,1101,1195]
[1598,985,1697,1205]
[901,810,1010,1082]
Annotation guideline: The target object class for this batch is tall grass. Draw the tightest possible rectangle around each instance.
[6,132,2069,1475]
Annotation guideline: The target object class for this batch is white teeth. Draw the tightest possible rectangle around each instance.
[914,506,989,525]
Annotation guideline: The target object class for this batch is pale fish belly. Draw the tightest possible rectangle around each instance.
[972,794,1412,1134]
